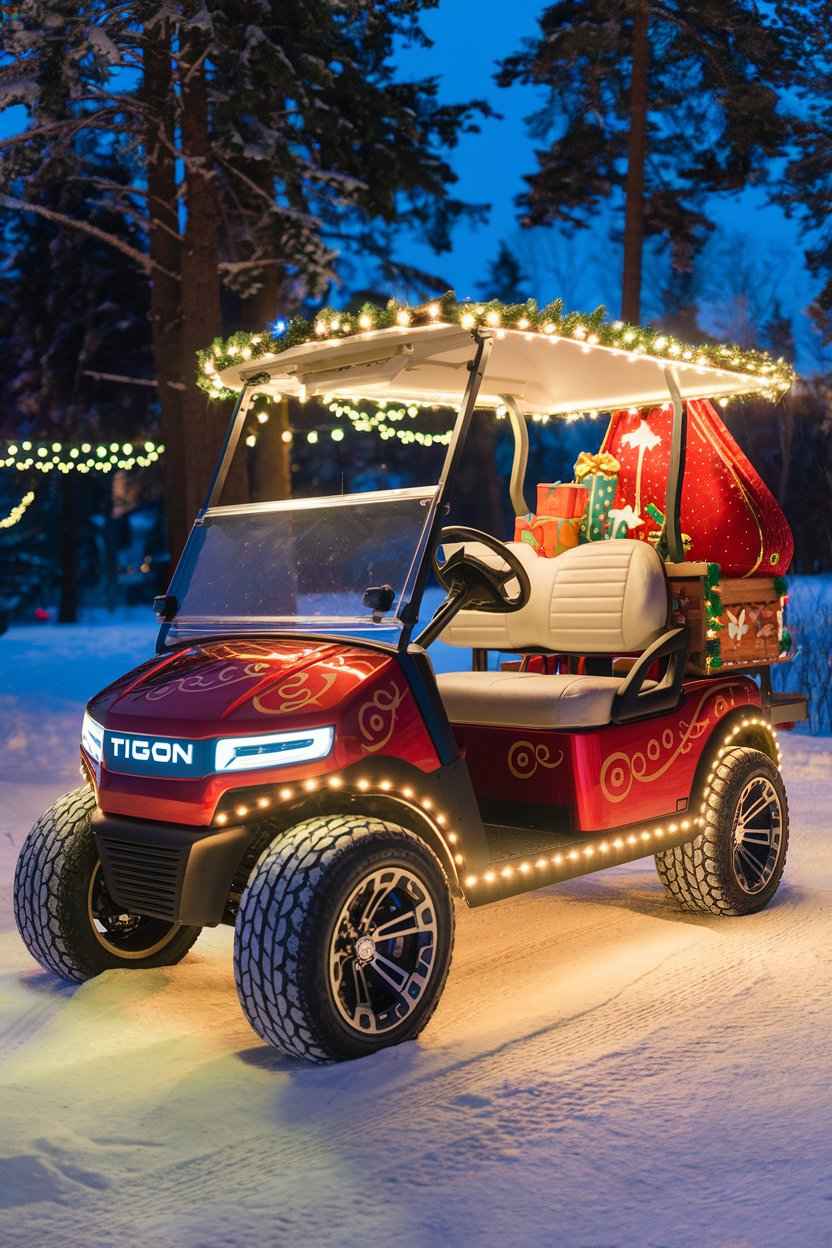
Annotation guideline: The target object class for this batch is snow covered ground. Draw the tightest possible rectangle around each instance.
[2,612,832,1247]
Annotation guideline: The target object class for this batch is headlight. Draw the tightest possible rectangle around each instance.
[81,711,104,764]
[214,726,334,773]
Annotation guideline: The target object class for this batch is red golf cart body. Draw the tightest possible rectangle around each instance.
[80,320,805,925]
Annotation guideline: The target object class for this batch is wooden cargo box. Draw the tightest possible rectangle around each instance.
[666,562,788,675]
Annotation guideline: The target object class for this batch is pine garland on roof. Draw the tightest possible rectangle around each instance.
[197,291,797,411]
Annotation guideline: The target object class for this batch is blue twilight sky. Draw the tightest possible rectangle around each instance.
[0,2,820,365]
[392,1,819,366]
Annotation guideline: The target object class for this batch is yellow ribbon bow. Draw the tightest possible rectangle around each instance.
[573,450,621,482]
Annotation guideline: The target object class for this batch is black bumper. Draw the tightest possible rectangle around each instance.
[92,811,250,927]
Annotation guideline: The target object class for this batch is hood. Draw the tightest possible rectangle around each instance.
[88,638,396,739]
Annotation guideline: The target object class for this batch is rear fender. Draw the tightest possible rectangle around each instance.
[689,705,781,819]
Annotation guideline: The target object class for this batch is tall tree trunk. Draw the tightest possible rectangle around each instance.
[621,0,650,323]
[240,266,292,502]
[777,399,794,508]
[58,474,78,623]
[141,18,187,563]
[179,24,248,527]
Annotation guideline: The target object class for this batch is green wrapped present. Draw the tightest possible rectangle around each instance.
[574,451,620,541]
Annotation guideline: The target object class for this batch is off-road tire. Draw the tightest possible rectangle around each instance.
[655,747,789,916]
[234,815,455,1062]
[14,784,201,982]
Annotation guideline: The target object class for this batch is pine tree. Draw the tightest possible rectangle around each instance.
[477,242,530,302]
[1,2,490,556]
[497,2,800,322]
[0,139,153,622]
[776,2,832,343]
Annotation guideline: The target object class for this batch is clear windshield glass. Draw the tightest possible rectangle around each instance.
[165,486,438,643]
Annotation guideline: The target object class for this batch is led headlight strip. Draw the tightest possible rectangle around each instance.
[214,726,334,773]
[81,711,104,764]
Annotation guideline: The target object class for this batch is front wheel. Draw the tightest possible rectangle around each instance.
[655,747,789,916]
[234,815,455,1062]
[14,784,201,982]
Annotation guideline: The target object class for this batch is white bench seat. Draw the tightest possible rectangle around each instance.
[436,538,669,731]
[437,670,653,730]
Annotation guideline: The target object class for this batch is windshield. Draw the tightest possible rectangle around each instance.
[164,486,438,645]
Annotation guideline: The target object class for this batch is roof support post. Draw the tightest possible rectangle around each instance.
[398,332,494,647]
[201,377,264,513]
[501,395,530,517]
[660,366,687,563]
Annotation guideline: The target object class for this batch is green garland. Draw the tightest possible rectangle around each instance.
[704,562,724,670]
[197,291,796,412]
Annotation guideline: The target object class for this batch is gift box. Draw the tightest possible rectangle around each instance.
[534,515,583,557]
[536,482,588,520]
[513,513,582,557]
[601,399,793,576]
[573,451,620,541]
[514,514,540,552]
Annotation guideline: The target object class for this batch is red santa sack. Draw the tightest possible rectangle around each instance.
[601,397,793,577]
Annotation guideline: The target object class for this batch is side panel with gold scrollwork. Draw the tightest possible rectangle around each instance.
[450,725,576,812]
[573,677,760,830]
[449,676,760,834]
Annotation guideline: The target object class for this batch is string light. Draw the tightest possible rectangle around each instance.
[325,398,454,448]
[0,490,35,528]
[197,292,796,414]
[213,774,464,881]
[0,439,164,475]
[208,715,778,898]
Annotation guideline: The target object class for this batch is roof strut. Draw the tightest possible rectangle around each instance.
[501,395,530,517]
[660,366,687,563]
[202,376,264,513]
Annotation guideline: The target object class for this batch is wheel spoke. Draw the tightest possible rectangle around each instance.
[738,790,773,828]
[740,829,772,847]
[372,913,433,941]
[359,872,398,930]
[370,951,410,993]
[736,843,761,873]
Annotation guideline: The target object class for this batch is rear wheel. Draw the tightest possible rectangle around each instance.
[14,784,201,982]
[655,747,788,916]
[234,815,455,1062]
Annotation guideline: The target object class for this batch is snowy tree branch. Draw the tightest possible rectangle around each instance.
[0,193,178,281]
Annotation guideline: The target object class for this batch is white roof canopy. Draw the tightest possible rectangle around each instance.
[216,323,782,418]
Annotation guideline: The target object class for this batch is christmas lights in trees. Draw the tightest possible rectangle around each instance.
[0,440,165,475]
[0,490,35,529]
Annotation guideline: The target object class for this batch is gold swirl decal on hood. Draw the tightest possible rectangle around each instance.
[359,683,405,753]
[253,669,337,714]
[143,662,268,700]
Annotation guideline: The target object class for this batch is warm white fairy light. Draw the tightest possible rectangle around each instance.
[0,439,164,475]
[211,718,779,895]
[0,489,35,529]
[325,398,452,449]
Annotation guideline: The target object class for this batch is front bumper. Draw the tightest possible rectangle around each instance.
[92,811,250,927]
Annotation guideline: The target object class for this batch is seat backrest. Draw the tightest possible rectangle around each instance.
[440,538,668,653]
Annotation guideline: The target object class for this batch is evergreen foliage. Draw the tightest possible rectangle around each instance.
[496,2,802,319]
[477,242,530,303]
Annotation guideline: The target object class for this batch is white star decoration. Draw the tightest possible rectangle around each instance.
[620,419,663,454]
[608,504,644,535]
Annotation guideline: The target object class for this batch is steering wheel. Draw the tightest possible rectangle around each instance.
[432,526,531,615]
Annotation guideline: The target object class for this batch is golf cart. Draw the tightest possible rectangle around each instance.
[14,300,807,1062]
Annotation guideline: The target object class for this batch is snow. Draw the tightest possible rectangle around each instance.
[2,611,832,1246]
